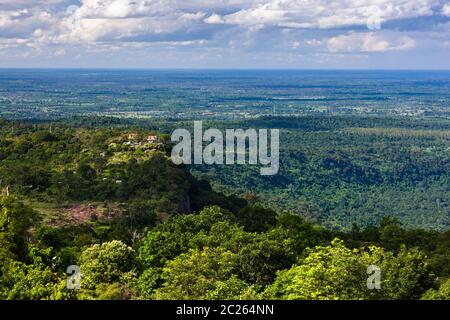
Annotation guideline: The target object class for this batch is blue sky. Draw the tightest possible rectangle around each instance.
[0,0,449,69]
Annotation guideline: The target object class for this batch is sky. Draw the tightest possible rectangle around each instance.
[0,0,449,69]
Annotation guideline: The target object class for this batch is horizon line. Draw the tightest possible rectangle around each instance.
[1,67,450,72]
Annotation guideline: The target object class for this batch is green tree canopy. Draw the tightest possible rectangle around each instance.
[155,247,237,300]
[80,240,136,292]
[264,239,433,300]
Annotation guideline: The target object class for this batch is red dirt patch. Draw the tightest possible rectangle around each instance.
[45,202,126,227]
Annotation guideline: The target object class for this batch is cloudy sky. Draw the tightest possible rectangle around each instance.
[0,0,449,69]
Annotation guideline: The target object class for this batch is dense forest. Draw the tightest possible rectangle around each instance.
[0,118,449,300]
[42,115,450,230]
[190,116,450,230]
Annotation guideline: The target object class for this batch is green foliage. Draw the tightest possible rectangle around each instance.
[236,232,295,287]
[191,117,450,231]
[190,221,254,253]
[0,197,39,259]
[422,279,450,300]
[80,240,136,291]
[379,246,434,299]
[264,239,433,300]
[134,267,163,299]
[205,276,252,300]
[36,226,67,250]
[94,282,132,300]
[235,205,277,233]
[0,120,449,300]
[2,261,63,300]
[0,244,74,300]
[126,199,158,228]
[273,212,332,255]
[137,206,234,268]
[155,247,237,300]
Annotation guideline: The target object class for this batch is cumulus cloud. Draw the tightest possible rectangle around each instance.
[0,0,449,67]
[204,13,224,24]
[442,3,450,16]
[204,0,442,29]
[0,8,54,38]
[0,0,67,9]
[54,47,66,56]
[1,0,448,43]
[0,37,28,50]
[56,0,207,42]
[327,32,415,52]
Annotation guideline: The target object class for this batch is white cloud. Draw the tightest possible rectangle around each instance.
[0,37,28,49]
[204,13,224,24]
[57,0,208,43]
[54,47,66,56]
[442,3,450,16]
[0,0,446,44]
[0,8,54,38]
[205,0,441,29]
[0,0,448,67]
[305,39,323,46]
[327,32,416,52]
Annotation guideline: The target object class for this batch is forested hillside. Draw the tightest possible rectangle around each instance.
[0,119,449,300]
[190,116,450,230]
